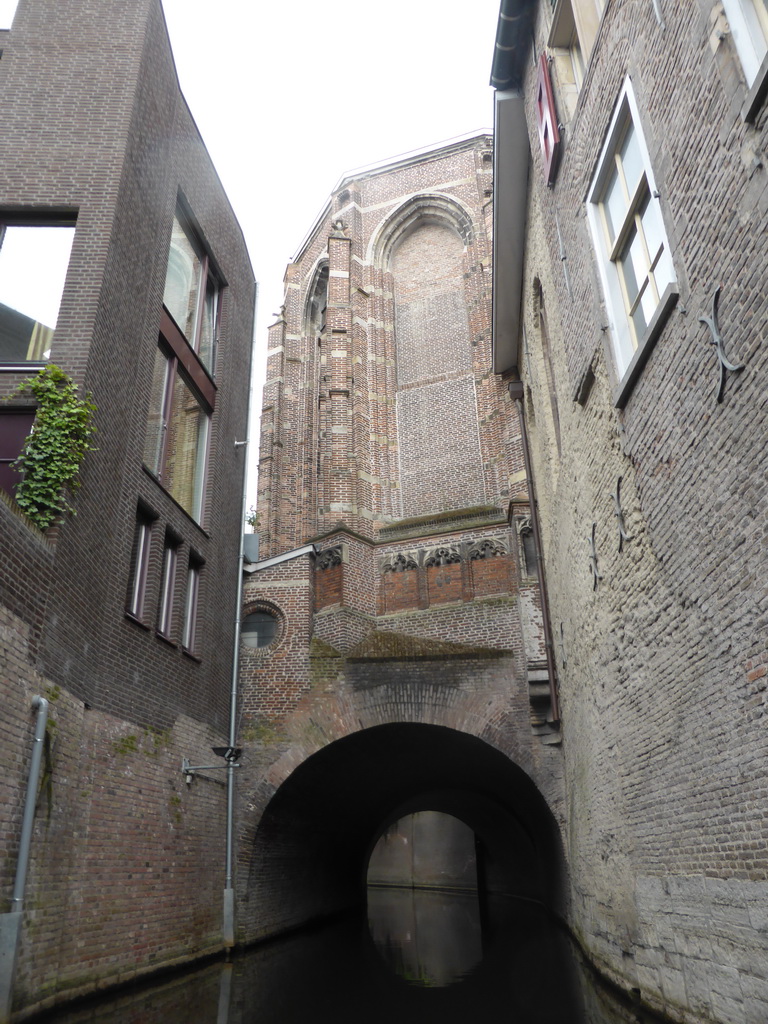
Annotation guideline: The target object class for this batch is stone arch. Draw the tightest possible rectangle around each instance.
[367,191,477,269]
[238,722,566,944]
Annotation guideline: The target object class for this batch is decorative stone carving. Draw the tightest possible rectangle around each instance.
[316,546,343,570]
[424,545,462,567]
[468,537,508,560]
[381,551,419,573]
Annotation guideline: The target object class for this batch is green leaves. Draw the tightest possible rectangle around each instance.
[7,364,97,529]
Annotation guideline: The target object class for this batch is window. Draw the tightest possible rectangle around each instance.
[241,610,279,649]
[127,508,155,620]
[587,80,676,382]
[722,0,768,86]
[182,555,202,653]
[163,210,220,375]
[0,0,20,29]
[144,203,219,523]
[0,409,34,497]
[157,532,180,639]
[0,220,75,365]
[143,344,210,522]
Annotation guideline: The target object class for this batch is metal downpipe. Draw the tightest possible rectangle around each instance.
[0,696,49,1023]
[222,283,257,949]
[509,383,560,724]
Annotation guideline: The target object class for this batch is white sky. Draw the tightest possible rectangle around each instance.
[163,0,501,507]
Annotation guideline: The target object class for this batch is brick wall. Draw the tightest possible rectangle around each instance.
[508,1,768,1020]
[0,0,253,1014]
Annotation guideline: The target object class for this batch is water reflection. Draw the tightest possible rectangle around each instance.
[368,887,482,985]
[38,891,672,1024]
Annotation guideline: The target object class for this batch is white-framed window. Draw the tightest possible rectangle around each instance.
[586,78,676,381]
[722,0,768,86]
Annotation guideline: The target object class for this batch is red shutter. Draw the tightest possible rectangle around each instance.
[535,53,561,186]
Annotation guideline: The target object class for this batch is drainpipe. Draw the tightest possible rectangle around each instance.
[508,382,560,724]
[0,696,49,1023]
[222,284,257,950]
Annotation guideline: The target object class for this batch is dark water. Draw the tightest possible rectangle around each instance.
[38,890,671,1024]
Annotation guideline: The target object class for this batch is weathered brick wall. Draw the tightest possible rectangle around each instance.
[0,0,253,1014]
[1,607,230,1016]
[513,1,768,1020]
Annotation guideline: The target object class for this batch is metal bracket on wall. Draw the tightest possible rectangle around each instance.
[613,476,633,551]
[589,522,602,591]
[698,286,745,403]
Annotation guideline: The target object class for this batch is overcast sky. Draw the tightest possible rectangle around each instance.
[160,0,501,503]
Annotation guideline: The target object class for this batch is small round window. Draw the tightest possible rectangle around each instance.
[241,610,279,649]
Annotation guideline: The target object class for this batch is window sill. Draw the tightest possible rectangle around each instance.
[182,647,202,664]
[613,284,679,410]
[742,51,768,123]
[125,611,151,631]
[156,632,177,649]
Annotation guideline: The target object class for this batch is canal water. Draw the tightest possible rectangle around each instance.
[38,889,670,1024]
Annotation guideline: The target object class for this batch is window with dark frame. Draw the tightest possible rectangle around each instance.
[162,210,220,376]
[144,204,219,525]
[127,507,155,621]
[143,343,211,523]
[157,530,180,639]
[0,408,34,497]
[0,218,76,365]
[182,554,203,654]
[241,610,279,649]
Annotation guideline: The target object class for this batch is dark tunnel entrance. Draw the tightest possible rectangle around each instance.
[243,724,566,942]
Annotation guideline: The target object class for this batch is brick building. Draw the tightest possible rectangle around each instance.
[238,136,565,945]
[0,0,254,1017]
[492,1,768,1021]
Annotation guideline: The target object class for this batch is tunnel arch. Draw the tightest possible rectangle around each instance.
[239,723,567,942]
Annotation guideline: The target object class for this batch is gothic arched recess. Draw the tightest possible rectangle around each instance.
[369,194,487,520]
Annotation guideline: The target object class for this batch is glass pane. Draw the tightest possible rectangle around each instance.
[163,217,202,341]
[0,0,20,29]
[626,225,649,301]
[630,296,648,342]
[242,611,279,648]
[164,373,209,521]
[143,347,170,474]
[619,121,644,198]
[197,276,218,372]
[0,225,74,362]
[183,565,200,650]
[618,227,641,307]
[602,166,626,244]
[640,197,674,292]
